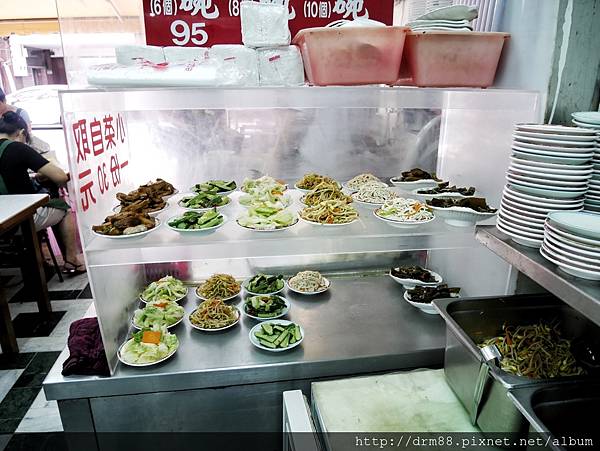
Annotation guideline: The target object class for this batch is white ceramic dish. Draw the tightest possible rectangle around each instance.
[500,200,548,220]
[161,189,179,199]
[188,305,241,332]
[177,194,231,212]
[166,214,227,233]
[512,145,593,159]
[501,195,582,214]
[112,203,168,217]
[515,124,598,136]
[139,286,188,304]
[545,221,600,247]
[243,296,290,321]
[293,181,341,193]
[510,155,593,170]
[389,269,442,289]
[195,285,241,302]
[572,112,600,125]
[373,209,435,228]
[351,197,389,209]
[510,159,593,175]
[92,219,161,239]
[249,320,304,352]
[584,197,600,206]
[513,135,595,149]
[286,276,330,295]
[547,211,600,240]
[389,178,441,191]
[298,216,359,227]
[544,231,600,259]
[497,213,544,235]
[540,246,600,281]
[498,209,545,228]
[495,221,543,248]
[236,217,299,232]
[572,119,600,130]
[132,314,184,331]
[543,240,600,267]
[190,186,236,197]
[514,130,598,142]
[507,173,588,188]
[508,183,586,199]
[509,165,592,180]
[512,150,591,165]
[403,290,459,315]
[117,338,178,367]
[496,216,544,239]
[242,277,286,296]
[411,188,473,200]
[428,206,496,227]
[503,186,584,205]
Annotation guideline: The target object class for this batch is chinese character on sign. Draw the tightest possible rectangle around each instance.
[97,163,109,194]
[78,169,97,212]
[164,0,174,15]
[179,0,219,18]
[110,155,122,187]
[72,119,90,163]
[333,0,368,19]
[103,115,116,149]
[115,113,126,144]
[89,118,104,157]
[319,1,329,18]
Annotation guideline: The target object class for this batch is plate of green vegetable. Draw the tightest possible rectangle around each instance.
[132,300,185,330]
[178,192,230,212]
[140,276,188,304]
[167,210,226,232]
[243,295,290,321]
[249,320,304,352]
[191,180,237,196]
[243,274,285,295]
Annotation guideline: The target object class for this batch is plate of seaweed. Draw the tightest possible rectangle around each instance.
[390,168,442,190]
[427,198,497,227]
[413,182,476,200]
[404,285,460,314]
[389,266,442,289]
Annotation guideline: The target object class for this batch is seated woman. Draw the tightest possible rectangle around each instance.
[0,111,85,275]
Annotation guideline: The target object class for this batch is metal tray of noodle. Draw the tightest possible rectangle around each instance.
[432,294,600,436]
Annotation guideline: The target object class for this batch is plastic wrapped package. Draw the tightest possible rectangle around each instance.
[257,46,304,86]
[87,60,220,87]
[240,1,291,48]
[163,46,209,63]
[116,45,165,66]
[209,45,259,86]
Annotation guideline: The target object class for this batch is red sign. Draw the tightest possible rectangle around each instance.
[143,0,394,47]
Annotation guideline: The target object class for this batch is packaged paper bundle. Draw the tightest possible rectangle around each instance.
[163,46,209,63]
[116,45,165,66]
[209,45,259,86]
[258,46,305,86]
[240,0,291,48]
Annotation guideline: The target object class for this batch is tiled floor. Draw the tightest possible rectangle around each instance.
[0,268,92,451]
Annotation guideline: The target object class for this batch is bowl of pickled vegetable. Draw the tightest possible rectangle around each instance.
[167,210,226,232]
[243,274,285,296]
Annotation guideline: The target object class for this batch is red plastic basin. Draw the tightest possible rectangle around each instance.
[400,31,510,88]
[292,26,409,86]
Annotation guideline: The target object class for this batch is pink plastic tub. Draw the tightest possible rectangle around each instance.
[400,31,510,88]
[292,26,409,86]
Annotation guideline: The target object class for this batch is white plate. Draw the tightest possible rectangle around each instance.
[503,185,584,205]
[403,290,459,315]
[190,185,236,197]
[540,246,600,280]
[389,178,440,190]
[236,217,299,232]
[495,222,543,248]
[298,216,359,227]
[242,276,286,296]
[512,141,595,155]
[249,320,304,352]
[544,231,600,259]
[132,314,184,330]
[514,130,599,142]
[92,218,161,239]
[545,221,600,247]
[500,198,550,218]
[584,197,600,206]
[572,119,600,130]
[286,276,331,295]
[389,268,442,289]
[509,165,593,180]
[188,305,241,332]
[373,209,435,228]
[178,194,231,212]
[510,155,593,171]
[112,202,168,217]
[510,159,593,175]
[428,205,496,227]
[512,145,593,159]
[195,284,241,302]
[512,150,591,165]
[508,183,587,199]
[515,124,598,136]
[496,216,544,238]
[547,211,600,240]
[411,187,473,200]
[498,209,545,228]
[166,213,227,233]
[242,295,290,321]
[586,193,600,201]
[351,197,388,209]
[139,286,189,304]
[513,135,596,148]
[161,188,179,199]
[498,213,544,235]
[117,338,179,367]
[507,173,588,188]
[572,112,600,125]
[501,194,583,214]
[293,181,341,193]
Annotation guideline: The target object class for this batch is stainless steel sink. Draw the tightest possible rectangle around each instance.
[509,382,600,451]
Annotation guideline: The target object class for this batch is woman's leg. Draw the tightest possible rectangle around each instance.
[56,212,85,268]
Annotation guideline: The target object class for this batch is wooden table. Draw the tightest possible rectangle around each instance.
[0,194,52,353]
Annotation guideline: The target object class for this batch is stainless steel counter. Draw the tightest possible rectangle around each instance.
[44,274,445,401]
[476,226,600,327]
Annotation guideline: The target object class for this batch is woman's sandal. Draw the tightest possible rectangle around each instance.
[62,260,87,275]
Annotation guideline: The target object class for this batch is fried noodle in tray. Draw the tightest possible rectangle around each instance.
[301,182,353,206]
[300,200,359,225]
[189,299,240,331]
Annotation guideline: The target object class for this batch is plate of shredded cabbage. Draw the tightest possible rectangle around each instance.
[374,198,435,228]
[237,207,298,231]
[117,327,179,366]
[132,300,185,330]
[241,176,287,194]
[239,189,292,210]
[140,276,188,303]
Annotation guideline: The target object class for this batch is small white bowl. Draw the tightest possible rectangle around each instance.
[286,276,331,295]
[428,206,497,227]
[389,269,443,289]
[373,209,435,228]
[389,178,440,191]
[412,188,474,200]
[403,290,460,315]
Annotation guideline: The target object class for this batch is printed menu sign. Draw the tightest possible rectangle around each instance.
[143,0,394,47]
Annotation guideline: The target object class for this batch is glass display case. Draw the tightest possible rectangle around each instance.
[44,86,541,450]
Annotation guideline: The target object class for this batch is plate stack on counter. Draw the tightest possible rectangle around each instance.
[496,124,597,248]
[541,211,600,281]
[571,112,600,214]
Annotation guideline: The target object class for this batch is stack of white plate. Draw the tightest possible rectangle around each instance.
[541,211,600,281]
[571,112,600,213]
[496,124,595,248]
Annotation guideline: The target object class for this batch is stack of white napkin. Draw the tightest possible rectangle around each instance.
[408,5,478,31]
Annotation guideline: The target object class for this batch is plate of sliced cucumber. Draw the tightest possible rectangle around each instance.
[249,320,304,352]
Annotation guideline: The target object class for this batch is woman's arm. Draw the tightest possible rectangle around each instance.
[37,162,69,186]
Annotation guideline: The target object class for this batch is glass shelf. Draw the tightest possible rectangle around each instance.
[85,190,485,266]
